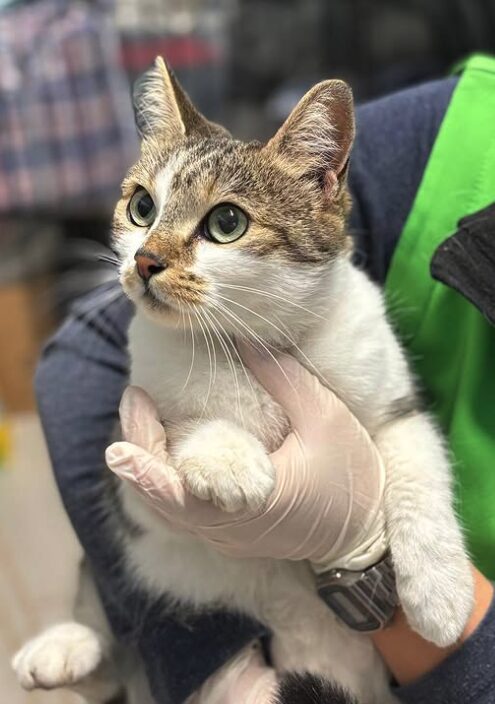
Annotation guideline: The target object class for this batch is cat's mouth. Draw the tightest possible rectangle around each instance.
[121,264,206,321]
[142,285,173,312]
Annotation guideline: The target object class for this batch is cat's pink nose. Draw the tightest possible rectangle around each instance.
[134,251,166,282]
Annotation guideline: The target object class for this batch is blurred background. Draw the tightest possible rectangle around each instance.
[1,0,495,701]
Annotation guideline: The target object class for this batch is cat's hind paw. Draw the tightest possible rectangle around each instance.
[176,420,275,512]
[12,622,103,691]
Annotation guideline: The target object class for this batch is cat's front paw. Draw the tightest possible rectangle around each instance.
[12,622,103,691]
[397,551,474,647]
[176,420,275,512]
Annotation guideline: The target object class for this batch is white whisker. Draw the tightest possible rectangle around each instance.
[213,292,326,384]
[181,307,196,393]
[200,305,245,428]
[192,306,214,418]
[197,306,218,387]
[215,282,325,321]
[207,297,299,400]
[203,304,259,411]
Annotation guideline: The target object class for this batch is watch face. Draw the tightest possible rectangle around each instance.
[318,585,384,632]
[317,556,398,632]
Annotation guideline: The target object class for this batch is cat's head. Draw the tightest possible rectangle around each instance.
[113,57,355,341]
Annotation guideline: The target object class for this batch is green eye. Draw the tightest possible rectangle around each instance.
[128,187,156,227]
[205,204,248,243]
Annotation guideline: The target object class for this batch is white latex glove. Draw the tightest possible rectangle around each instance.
[106,346,387,572]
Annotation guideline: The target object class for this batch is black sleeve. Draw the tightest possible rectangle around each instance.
[349,77,458,283]
[395,592,495,704]
[35,284,131,541]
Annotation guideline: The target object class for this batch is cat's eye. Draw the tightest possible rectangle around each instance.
[205,204,248,243]
[128,187,156,227]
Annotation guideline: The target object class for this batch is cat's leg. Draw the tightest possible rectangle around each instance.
[375,412,474,646]
[12,560,122,703]
[174,419,275,512]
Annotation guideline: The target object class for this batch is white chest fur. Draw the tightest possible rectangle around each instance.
[122,258,414,604]
[117,258,416,701]
[127,310,289,452]
[127,258,413,441]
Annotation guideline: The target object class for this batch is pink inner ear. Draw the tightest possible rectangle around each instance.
[322,170,338,200]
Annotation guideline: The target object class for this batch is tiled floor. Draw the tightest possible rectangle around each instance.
[0,414,82,703]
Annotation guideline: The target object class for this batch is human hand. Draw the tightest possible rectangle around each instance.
[106,346,387,572]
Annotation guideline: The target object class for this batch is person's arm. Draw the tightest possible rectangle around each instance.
[35,284,135,633]
[108,351,495,704]
[377,568,495,704]
[373,567,493,687]
[36,285,131,545]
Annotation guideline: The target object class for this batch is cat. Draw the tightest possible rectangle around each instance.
[13,58,474,704]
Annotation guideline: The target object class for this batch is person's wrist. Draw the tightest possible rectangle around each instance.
[371,566,493,686]
[310,509,395,634]
[315,552,398,633]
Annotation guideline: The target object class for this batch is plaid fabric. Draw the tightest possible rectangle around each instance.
[0,0,138,214]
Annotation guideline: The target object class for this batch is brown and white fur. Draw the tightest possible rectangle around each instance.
[13,59,474,704]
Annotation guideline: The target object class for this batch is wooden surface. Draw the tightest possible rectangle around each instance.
[0,282,54,413]
[0,413,82,703]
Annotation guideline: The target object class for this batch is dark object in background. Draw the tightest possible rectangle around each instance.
[4,0,495,310]
[116,0,230,122]
[228,0,495,136]
[431,202,495,327]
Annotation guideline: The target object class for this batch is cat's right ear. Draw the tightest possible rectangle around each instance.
[133,57,229,142]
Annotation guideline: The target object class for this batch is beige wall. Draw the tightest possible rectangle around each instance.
[0,414,82,704]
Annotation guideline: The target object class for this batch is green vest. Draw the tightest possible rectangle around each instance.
[386,54,495,578]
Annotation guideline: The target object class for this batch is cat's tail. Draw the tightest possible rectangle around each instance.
[275,673,358,704]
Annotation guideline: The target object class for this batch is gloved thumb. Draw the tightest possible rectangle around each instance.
[238,342,332,439]
[119,386,168,460]
[105,441,185,515]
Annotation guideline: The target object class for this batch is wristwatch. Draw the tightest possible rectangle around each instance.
[316,552,398,632]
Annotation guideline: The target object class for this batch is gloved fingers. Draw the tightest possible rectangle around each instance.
[266,431,308,502]
[270,429,305,466]
[119,386,168,459]
[242,342,382,451]
[105,439,252,537]
[239,342,338,437]
[105,441,185,510]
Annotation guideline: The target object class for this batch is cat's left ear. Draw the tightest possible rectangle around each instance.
[264,80,355,199]
[133,56,229,141]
